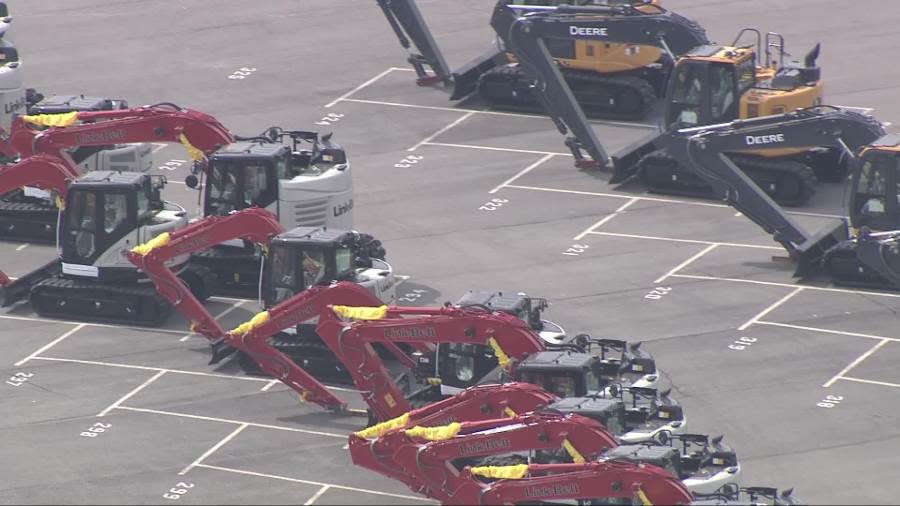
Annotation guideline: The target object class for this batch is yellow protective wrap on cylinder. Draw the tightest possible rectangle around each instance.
[469,464,529,480]
[354,412,410,440]
[488,337,511,369]
[22,111,79,127]
[562,439,585,464]
[179,133,205,162]
[637,488,653,506]
[404,422,461,441]
[230,311,270,336]
[131,232,170,256]
[331,305,388,320]
[55,195,65,210]
[503,407,517,418]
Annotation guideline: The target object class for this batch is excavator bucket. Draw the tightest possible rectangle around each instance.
[376,0,452,86]
[448,48,508,101]
[792,220,849,278]
[610,131,664,183]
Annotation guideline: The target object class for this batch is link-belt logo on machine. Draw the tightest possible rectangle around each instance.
[523,482,581,498]
[75,129,128,145]
[4,95,25,115]
[569,26,608,37]
[383,326,437,340]
[458,438,512,456]
[745,133,785,146]
[333,199,353,218]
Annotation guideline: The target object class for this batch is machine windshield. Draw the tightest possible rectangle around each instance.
[206,163,240,215]
[205,161,272,216]
[669,63,705,127]
[853,153,900,230]
[267,245,297,305]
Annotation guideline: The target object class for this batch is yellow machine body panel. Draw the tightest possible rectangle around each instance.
[505,0,664,74]
[681,45,825,158]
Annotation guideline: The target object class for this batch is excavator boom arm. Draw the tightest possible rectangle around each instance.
[489,3,709,167]
[15,104,235,159]
[316,306,546,421]
[663,107,885,255]
[474,461,693,506]
[0,154,79,201]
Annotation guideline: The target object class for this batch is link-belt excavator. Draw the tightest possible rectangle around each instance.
[491,3,842,206]
[0,103,232,242]
[662,106,900,290]
[353,411,739,501]
[377,0,705,120]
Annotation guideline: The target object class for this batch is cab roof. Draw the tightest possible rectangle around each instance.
[72,170,147,190]
[272,226,354,247]
[683,44,753,63]
[213,141,288,159]
[517,350,594,371]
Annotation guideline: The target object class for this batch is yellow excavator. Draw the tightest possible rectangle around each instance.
[490,3,838,206]
[376,0,707,120]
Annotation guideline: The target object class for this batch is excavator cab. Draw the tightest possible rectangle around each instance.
[261,227,360,307]
[60,171,166,272]
[848,142,900,232]
[199,130,351,229]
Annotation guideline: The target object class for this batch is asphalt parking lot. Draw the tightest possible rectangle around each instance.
[3,0,900,504]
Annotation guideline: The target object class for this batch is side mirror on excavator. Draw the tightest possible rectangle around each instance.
[804,43,821,68]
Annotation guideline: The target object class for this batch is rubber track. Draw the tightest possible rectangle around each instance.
[30,276,172,326]
[824,240,899,290]
[477,65,657,121]
[637,150,818,207]
[0,192,58,243]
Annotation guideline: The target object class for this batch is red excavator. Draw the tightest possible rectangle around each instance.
[350,411,619,500]
[126,208,398,408]
[0,103,234,242]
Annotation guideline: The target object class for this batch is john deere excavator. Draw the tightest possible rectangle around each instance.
[491,3,842,206]
[377,0,707,120]
[661,106,900,290]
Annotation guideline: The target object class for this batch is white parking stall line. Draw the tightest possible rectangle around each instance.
[179,423,249,475]
[427,141,569,157]
[15,324,86,366]
[152,143,169,154]
[573,198,640,241]
[115,405,346,438]
[654,244,720,284]
[97,369,168,417]
[754,321,900,343]
[180,300,247,342]
[671,274,900,299]
[838,376,900,389]
[337,97,657,129]
[408,111,476,152]
[0,312,188,335]
[195,464,435,502]
[824,339,891,388]
[324,67,409,108]
[260,379,279,392]
[588,231,781,250]
[15,243,28,251]
[303,485,332,506]
[489,154,556,194]
[738,287,805,331]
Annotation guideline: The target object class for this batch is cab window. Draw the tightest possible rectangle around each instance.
[268,246,296,305]
[137,183,151,219]
[857,160,887,220]
[244,164,269,203]
[335,247,352,274]
[446,343,477,383]
[67,191,97,259]
[737,57,756,92]
[103,193,128,234]
[709,64,737,122]
[300,249,326,288]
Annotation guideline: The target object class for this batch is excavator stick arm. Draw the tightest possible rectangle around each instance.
[375,0,452,85]
[490,3,709,169]
[126,208,283,341]
[663,107,885,266]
